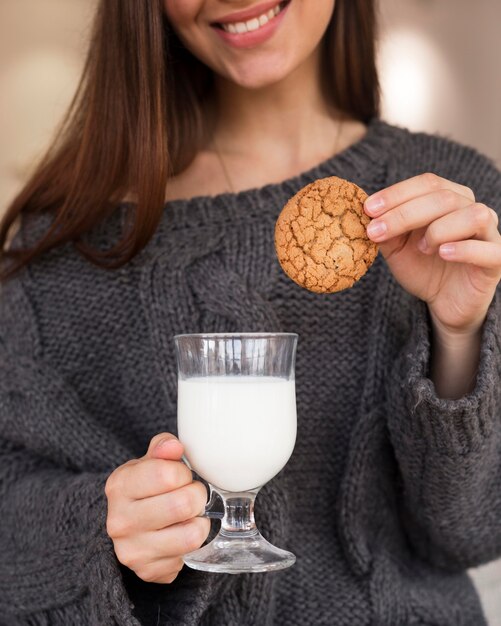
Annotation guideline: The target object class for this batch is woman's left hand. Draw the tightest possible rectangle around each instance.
[364,173,501,336]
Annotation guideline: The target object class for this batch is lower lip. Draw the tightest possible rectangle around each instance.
[211,2,290,49]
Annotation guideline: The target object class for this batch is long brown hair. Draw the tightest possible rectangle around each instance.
[0,0,380,279]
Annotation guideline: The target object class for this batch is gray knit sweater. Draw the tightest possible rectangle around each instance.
[1,119,501,626]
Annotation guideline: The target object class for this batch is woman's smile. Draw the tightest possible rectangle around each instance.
[210,0,291,48]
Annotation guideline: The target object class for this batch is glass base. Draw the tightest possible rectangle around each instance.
[183,530,296,574]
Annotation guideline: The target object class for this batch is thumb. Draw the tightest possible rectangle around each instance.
[374,233,403,257]
[146,432,184,460]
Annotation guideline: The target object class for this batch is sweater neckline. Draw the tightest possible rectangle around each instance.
[150,117,392,229]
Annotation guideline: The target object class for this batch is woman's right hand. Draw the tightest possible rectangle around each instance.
[105,433,210,584]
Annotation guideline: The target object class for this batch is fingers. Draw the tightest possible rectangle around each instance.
[105,433,190,500]
[114,481,208,533]
[131,557,185,584]
[439,240,501,272]
[107,457,193,500]
[366,189,473,243]
[145,517,211,559]
[146,432,184,460]
[365,172,475,217]
[419,204,500,254]
[114,516,211,568]
[105,432,208,586]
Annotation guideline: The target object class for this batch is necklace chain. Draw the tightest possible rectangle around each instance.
[212,118,344,194]
[212,135,236,194]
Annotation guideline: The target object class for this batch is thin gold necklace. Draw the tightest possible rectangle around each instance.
[212,135,236,194]
[212,118,344,194]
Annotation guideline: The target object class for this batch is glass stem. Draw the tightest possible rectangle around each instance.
[218,487,260,538]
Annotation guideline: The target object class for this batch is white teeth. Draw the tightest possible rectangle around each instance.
[220,3,285,34]
[246,17,260,31]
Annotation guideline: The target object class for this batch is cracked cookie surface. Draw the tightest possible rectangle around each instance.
[275,176,378,293]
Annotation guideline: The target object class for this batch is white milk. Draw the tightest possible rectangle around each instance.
[178,376,297,492]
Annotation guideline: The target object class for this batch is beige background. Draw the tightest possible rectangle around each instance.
[0,1,500,622]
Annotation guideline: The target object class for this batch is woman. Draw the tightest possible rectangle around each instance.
[1,1,500,624]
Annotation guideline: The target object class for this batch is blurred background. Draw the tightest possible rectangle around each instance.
[1,0,501,211]
[0,0,500,622]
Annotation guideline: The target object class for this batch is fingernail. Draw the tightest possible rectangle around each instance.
[367,220,387,240]
[155,438,178,450]
[365,195,386,215]
[417,236,428,253]
[440,244,456,257]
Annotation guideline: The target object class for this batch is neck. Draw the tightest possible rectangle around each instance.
[211,47,344,165]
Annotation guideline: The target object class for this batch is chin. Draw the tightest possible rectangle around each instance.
[223,54,297,90]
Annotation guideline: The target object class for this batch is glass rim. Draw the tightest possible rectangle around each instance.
[174,332,298,340]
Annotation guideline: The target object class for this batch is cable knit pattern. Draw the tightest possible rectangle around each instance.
[1,119,501,625]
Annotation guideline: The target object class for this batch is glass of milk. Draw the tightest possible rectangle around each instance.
[174,333,298,574]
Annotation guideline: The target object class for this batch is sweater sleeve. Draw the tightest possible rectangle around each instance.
[386,142,501,570]
[0,275,140,625]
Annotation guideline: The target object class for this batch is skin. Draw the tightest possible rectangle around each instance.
[106,0,501,584]
[162,0,369,199]
[106,433,210,584]
[364,175,501,398]
[163,0,336,90]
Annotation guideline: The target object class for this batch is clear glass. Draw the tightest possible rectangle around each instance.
[174,333,298,574]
